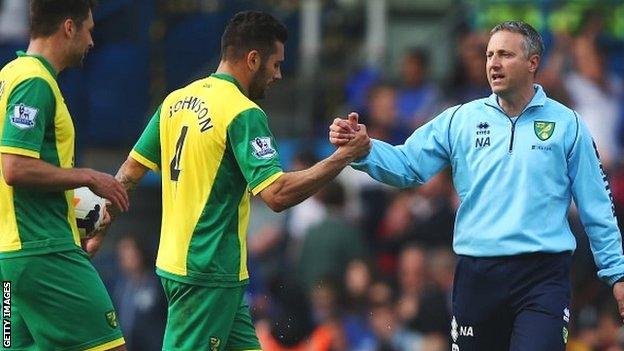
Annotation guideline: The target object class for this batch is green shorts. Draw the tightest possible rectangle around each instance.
[161,277,261,351]
[0,249,124,351]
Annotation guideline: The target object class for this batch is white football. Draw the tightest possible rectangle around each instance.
[73,187,106,238]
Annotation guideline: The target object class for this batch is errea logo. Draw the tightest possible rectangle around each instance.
[450,316,474,344]
[475,122,491,148]
[451,317,459,342]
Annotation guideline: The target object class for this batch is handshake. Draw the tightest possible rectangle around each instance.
[328,112,372,161]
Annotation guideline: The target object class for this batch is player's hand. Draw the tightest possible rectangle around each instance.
[329,112,360,146]
[613,281,624,322]
[98,204,112,232]
[84,169,129,212]
[80,209,110,258]
[81,231,106,258]
[336,122,371,162]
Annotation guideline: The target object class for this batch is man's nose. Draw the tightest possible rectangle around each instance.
[489,56,502,67]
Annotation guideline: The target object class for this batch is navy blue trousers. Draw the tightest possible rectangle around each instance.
[451,253,572,351]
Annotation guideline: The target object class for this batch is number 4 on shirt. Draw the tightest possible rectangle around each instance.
[170,126,188,181]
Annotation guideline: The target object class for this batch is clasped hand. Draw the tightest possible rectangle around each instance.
[329,112,371,160]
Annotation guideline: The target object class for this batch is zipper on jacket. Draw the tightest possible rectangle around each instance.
[485,102,536,153]
[508,119,517,153]
[506,108,531,153]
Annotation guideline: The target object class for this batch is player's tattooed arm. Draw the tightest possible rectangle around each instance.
[116,170,140,192]
[108,157,149,219]
[84,157,148,257]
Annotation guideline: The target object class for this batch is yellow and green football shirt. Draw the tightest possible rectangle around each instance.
[131,73,284,287]
[0,52,80,258]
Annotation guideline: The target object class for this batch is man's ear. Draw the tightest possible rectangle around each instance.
[62,18,76,38]
[528,54,540,75]
[246,50,261,72]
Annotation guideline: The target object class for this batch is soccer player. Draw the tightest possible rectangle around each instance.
[330,21,624,351]
[106,11,370,351]
[0,1,129,350]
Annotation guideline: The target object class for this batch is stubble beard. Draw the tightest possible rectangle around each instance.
[68,49,86,69]
[248,65,269,101]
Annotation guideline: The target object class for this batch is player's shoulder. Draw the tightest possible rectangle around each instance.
[1,57,52,87]
[202,76,263,118]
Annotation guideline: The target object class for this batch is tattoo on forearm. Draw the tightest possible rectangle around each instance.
[108,168,141,220]
[117,173,139,192]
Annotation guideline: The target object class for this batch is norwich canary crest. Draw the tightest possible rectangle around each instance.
[534,121,555,141]
[210,337,221,351]
[105,310,118,328]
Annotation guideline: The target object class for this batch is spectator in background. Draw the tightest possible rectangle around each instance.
[368,279,395,306]
[542,10,622,169]
[114,235,167,351]
[395,245,427,326]
[375,170,456,274]
[246,195,286,306]
[345,66,383,117]
[394,244,453,341]
[450,31,491,104]
[307,279,350,350]
[405,170,456,248]
[256,277,315,351]
[569,301,624,351]
[344,259,375,316]
[535,31,572,106]
[361,84,410,146]
[564,12,622,169]
[297,181,369,293]
[247,150,325,303]
[396,48,442,130]
[568,305,600,351]
[0,0,29,64]
[343,259,377,350]
[375,188,418,274]
[283,150,327,262]
[428,248,455,313]
[366,302,425,351]
[0,0,28,39]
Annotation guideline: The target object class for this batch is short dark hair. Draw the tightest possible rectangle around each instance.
[30,0,97,39]
[490,21,544,59]
[220,11,288,62]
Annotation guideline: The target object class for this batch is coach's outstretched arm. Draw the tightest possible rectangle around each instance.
[329,108,456,188]
[259,124,370,212]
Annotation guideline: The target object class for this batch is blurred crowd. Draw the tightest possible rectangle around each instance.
[2,1,624,350]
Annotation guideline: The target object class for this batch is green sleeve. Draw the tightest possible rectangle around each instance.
[1,78,55,155]
[131,105,161,170]
[227,108,283,190]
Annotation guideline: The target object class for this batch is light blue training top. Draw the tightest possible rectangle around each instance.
[352,84,624,285]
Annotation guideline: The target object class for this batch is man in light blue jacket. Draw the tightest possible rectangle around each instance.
[330,21,624,351]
